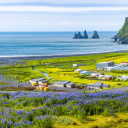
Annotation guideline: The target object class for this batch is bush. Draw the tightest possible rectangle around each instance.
[102,109,113,117]
[56,117,73,126]
[34,115,53,128]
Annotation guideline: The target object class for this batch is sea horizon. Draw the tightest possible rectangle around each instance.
[0,31,127,57]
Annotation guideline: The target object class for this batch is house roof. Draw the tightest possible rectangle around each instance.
[113,67,128,70]
[66,82,76,85]
[75,69,83,72]
[120,75,128,79]
[29,78,46,82]
[59,81,70,85]
[38,80,48,82]
[94,82,103,87]
[97,61,114,64]
[90,73,101,76]
[80,70,90,74]
[103,84,110,87]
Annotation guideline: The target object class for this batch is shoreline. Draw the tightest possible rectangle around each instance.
[0,49,128,65]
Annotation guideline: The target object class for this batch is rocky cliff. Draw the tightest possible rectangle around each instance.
[113,17,128,44]
[92,31,99,39]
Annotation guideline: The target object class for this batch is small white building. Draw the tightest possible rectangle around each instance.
[117,75,128,81]
[73,64,83,67]
[87,82,110,90]
[75,69,83,73]
[73,64,78,67]
[80,70,90,75]
[53,81,70,87]
[29,78,46,84]
[90,73,101,78]
[38,80,49,85]
[120,62,128,67]
[104,65,120,71]
[99,75,113,80]
[66,82,76,88]
[113,67,128,71]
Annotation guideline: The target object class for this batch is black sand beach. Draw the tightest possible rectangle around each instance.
[0,50,128,65]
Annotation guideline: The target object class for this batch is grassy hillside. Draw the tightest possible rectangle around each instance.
[114,17,128,42]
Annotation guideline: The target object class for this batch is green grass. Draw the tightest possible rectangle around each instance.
[0,80,12,86]
[1,52,128,88]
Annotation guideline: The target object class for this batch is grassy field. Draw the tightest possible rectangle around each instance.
[1,52,128,88]
[0,80,12,86]
[1,91,128,128]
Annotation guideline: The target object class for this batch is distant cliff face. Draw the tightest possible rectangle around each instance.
[73,30,88,39]
[113,17,128,44]
[92,31,99,39]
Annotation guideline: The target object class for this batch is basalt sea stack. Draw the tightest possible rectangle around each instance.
[73,30,88,39]
[92,31,99,39]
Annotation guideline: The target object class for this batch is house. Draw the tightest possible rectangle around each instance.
[93,82,103,90]
[96,61,114,70]
[104,65,120,71]
[75,69,83,73]
[90,73,101,78]
[99,75,113,80]
[80,70,90,75]
[38,80,49,85]
[66,82,76,88]
[87,82,110,90]
[29,78,46,84]
[86,84,94,89]
[120,62,128,67]
[53,81,70,87]
[103,84,110,88]
[112,67,128,71]
[117,75,128,81]
[53,82,61,86]
[73,64,78,67]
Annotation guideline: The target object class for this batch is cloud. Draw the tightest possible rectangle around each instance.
[0,0,128,5]
[0,6,128,12]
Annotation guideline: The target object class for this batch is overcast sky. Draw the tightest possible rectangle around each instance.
[0,0,128,31]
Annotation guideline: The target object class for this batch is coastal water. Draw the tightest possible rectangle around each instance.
[0,31,127,57]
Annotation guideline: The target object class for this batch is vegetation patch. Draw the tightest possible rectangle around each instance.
[0,80,12,86]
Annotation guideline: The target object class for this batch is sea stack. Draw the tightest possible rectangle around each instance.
[84,30,88,38]
[92,31,99,39]
[77,31,83,38]
[113,17,128,44]
[73,30,88,39]
[73,33,78,39]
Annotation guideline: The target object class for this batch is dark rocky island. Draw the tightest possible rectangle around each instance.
[113,17,128,44]
[92,30,99,39]
[73,30,88,39]
[73,30,100,39]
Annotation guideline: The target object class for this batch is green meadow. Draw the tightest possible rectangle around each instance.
[0,52,128,89]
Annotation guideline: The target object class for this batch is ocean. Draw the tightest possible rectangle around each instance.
[0,31,127,57]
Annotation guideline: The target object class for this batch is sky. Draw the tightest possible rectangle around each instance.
[0,0,128,31]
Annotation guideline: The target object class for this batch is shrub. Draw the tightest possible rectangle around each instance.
[56,117,73,126]
[34,115,53,128]
[102,109,113,117]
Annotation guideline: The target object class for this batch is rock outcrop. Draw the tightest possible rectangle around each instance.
[92,31,99,39]
[73,30,88,39]
[113,17,128,44]
[84,30,88,38]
